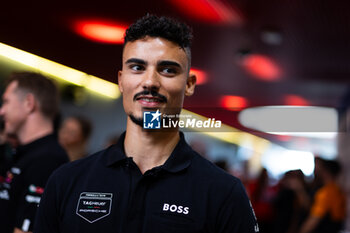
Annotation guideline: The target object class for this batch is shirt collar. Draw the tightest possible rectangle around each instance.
[105,131,193,173]
[106,132,128,166]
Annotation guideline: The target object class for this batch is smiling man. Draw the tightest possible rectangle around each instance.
[34,15,259,233]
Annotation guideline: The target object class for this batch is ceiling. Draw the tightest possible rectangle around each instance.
[1,0,349,152]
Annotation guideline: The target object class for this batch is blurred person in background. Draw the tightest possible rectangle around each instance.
[309,157,326,197]
[338,89,350,232]
[59,115,92,161]
[0,72,68,233]
[0,131,19,182]
[247,168,277,233]
[0,118,17,180]
[273,169,311,233]
[300,159,346,233]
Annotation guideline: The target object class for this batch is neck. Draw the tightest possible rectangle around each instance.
[18,114,53,145]
[124,118,180,174]
[65,145,87,161]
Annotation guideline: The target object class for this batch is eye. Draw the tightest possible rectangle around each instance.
[130,64,145,72]
[160,67,178,76]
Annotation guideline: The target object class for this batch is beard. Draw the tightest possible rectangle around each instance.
[129,114,143,127]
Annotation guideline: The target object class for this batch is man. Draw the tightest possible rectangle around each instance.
[0,72,69,233]
[300,158,346,233]
[34,15,259,233]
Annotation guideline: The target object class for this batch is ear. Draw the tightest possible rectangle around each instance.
[118,70,124,94]
[185,73,196,96]
[23,93,36,114]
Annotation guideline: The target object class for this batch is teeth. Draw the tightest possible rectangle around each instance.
[141,98,159,102]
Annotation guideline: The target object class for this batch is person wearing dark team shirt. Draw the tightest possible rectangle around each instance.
[34,15,259,233]
[0,72,68,233]
[0,123,15,181]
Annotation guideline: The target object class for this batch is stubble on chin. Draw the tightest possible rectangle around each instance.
[129,114,143,127]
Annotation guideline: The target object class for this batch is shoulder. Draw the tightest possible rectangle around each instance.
[20,139,68,175]
[186,152,258,232]
[190,151,240,181]
[316,183,341,201]
[188,150,243,193]
[27,138,68,164]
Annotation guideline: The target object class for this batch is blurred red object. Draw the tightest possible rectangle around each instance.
[73,20,127,44]
[168,0,243,25]
[284,94,310,106]
[242,54,281,81]
[220,95,248,111]
[190,68,208,85]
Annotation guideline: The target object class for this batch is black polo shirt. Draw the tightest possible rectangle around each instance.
[0,134,68,233]
[34,132,259,233]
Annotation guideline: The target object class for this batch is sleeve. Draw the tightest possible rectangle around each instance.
[215,180,260,233]
[310,188,328,218]
[33,170,61,233]
[14,158,65,232]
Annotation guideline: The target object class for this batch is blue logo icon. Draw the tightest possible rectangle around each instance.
[143,110,162,129]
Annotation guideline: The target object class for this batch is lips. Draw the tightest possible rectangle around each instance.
[136,96,164,107]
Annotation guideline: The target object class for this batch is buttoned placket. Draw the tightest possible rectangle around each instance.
[122,157,163,233]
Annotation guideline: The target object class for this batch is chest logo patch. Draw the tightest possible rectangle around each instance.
[76,192,113,223]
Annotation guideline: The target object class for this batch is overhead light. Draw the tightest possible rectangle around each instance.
[238,106,338,139]
[190,68,207,85]
[168,0,243,25]
[73,20,127,44]
[241,54,281,81]
[0,42,120,99]
[220,95,248,111]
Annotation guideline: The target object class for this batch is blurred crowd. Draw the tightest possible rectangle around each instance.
[212,157,346,233]
[243,158,346,233]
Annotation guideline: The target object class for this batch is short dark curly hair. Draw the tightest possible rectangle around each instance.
[124,14,193,68]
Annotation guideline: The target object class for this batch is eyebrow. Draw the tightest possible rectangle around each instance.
[125,58,183,70]
[157,60,182,69]
[125,58,147,65]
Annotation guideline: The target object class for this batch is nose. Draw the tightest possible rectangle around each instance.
[141,68,160,91]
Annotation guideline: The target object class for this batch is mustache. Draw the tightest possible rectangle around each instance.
[133,90,167,103]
